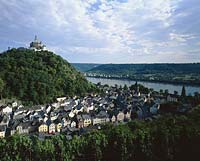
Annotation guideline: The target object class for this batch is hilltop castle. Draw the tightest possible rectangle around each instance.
[29,35,47,51]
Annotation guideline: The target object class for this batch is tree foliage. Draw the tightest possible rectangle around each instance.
[0,49,95,105]
[0,77,5,99]
[1,106,200,161]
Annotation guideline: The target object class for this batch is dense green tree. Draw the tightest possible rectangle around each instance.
[103,124,135,161]
[164,89,169,95]
[0,77,5,99]
[129,84,149,94]
[174,90,178,96]
[123,84,128,90]
[0,106,200,161]
[83,131,108,161]
[0,49,95,105]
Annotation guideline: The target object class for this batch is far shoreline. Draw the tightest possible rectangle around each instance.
[86,76,200,87]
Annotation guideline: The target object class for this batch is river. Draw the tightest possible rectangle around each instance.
[87,77,200,96]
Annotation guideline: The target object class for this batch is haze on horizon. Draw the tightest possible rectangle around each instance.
[0,0,200,64]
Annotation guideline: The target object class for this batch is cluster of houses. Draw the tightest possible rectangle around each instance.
[0,84,184,138]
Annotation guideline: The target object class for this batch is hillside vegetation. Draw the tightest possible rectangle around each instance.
[87,63,200,84]
[0,106,200,161]
[0,49,94,105]
[72,63,101,72]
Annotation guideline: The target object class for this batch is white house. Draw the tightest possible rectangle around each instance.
[71,121,76,128]
[56,97,67,102]
[12,102,18,108]
[2,106,12,114]
[124,111,131,120]
[46,106,51,114]
[167,95,178,102]
[62,118,71,127]
[111,115,116,122]
[117,112,125,122]
[16,104,24,110]
[69,111,75,118]
[93,117,109,125]
[43,116,48,123]
[86,105,94,113]
[52,102,60,109]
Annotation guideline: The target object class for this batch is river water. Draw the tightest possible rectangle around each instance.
[87,77,200,96]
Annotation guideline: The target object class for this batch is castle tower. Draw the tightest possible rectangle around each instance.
[34,35,38,42]
[29,35,47,51]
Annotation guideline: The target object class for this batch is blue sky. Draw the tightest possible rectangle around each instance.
[0,0,200,63]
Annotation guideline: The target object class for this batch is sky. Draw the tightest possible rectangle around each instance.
[0,0,200,63]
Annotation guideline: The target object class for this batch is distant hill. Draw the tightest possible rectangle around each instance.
[72,63,101,72]
[0,49,94,105]
[88,63,200,74]
[87,63,200,85]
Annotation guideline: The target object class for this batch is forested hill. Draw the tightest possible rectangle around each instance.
[0,49,94,105]
[87,63,200,85]
[72,63,101,72]
[88,63,200,74]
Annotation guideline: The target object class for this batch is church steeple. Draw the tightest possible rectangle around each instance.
[34,35,38,42]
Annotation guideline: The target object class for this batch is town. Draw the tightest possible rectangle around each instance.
[0,82,194,139]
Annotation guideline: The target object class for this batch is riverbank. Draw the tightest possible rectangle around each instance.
[87,77,200,96]
[86,76,200,86]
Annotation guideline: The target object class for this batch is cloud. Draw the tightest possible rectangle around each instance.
[0,0,200,63]
[169,33,196,42]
